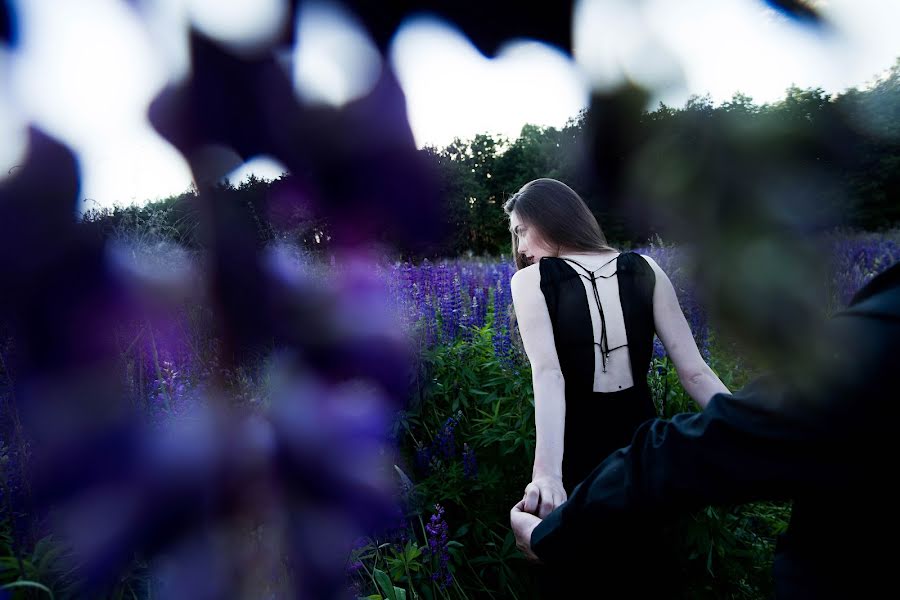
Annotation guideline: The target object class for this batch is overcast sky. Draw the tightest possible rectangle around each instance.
[1,0,897,209]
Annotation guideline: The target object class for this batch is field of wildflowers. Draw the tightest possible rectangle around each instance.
[350,229,900,599]
[2,229,898,599]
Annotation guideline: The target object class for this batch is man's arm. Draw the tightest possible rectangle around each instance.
[531,303,896,562]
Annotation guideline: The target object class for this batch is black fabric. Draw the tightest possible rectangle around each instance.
[538,252,657,490]
[532,261,900,599]
[534,253,667,597]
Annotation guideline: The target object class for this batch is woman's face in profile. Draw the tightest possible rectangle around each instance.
[509,211,555,265]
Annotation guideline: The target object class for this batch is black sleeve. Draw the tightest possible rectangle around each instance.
[531,299,898,562]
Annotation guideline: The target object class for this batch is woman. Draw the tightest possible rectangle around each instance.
[505,178,729,595]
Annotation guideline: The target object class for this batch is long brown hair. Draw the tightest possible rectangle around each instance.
[502,178,616,270]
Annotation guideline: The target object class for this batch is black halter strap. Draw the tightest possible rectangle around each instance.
[559,255,626,373]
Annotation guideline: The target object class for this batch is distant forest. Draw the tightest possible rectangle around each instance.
[83,59,900,258]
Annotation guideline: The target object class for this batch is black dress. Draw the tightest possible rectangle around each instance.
[535,252,671,597]
[538,252,658,492]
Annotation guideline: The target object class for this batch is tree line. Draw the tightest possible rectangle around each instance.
[83,59,900,258]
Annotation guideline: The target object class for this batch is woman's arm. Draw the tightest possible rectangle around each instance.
[510,264,568,517]
[643,255,729,409]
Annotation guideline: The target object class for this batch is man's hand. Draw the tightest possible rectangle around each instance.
[510,499,543,563]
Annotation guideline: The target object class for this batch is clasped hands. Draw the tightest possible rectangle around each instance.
[509,475,566,563]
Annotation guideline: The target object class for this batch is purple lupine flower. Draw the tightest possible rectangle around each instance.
[425,504,452,589]
[492,326,512,365]
[433,414,459,461]
[457,268,483,342]
[1,25,444,600]
[420,262,439,346]
[652,337,666,360]
[459,294,473,340]
[462,443,477,479]
[345,560,364,577]
[410,277,437,348]
[492,276,506,322]
[698,330,712,362]
[492,279,513,363]
[826,232,899,309]
[439,272,463,342]
[639,244,710,356]
[382,257,524,352]
[472,287,488,329]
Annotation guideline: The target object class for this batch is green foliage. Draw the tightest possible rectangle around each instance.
[647,339,789,599]
[349,324,537,599]
[359,323,790,599]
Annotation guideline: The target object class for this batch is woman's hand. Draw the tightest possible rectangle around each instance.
[523,475,567,518]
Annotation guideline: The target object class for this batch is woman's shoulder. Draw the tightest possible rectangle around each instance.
[621,252,662,276]
[510,263,546,309]
[511,259,568,297]
[510,262,541,289]
[537,256,578,283]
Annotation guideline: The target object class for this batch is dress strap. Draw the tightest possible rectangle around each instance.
[559,255,619,279]
[559,256,622,372]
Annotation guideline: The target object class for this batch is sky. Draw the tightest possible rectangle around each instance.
[0,0,898,209]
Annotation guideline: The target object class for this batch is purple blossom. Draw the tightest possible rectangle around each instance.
[652,337,666,360]
[637,245,709,358]
[472,287,488,329]
[492,280,513,364]
[413,412,462,476]
[0,13,443,599]
[825,231,899,309]
[434,414,460,461]
[345,560,364,577]
[425,504,452,589]
[380,237,898,365]
[439,273,464,342]
[381,257,516,351]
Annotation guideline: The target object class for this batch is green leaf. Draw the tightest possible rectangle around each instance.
[1,579,55,599]
[501,530,515,555]
[373,569,397,600]
[404,543,422,561]
[0,557,26,573]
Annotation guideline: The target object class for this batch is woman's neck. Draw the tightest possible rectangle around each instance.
[556,248,619,259]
